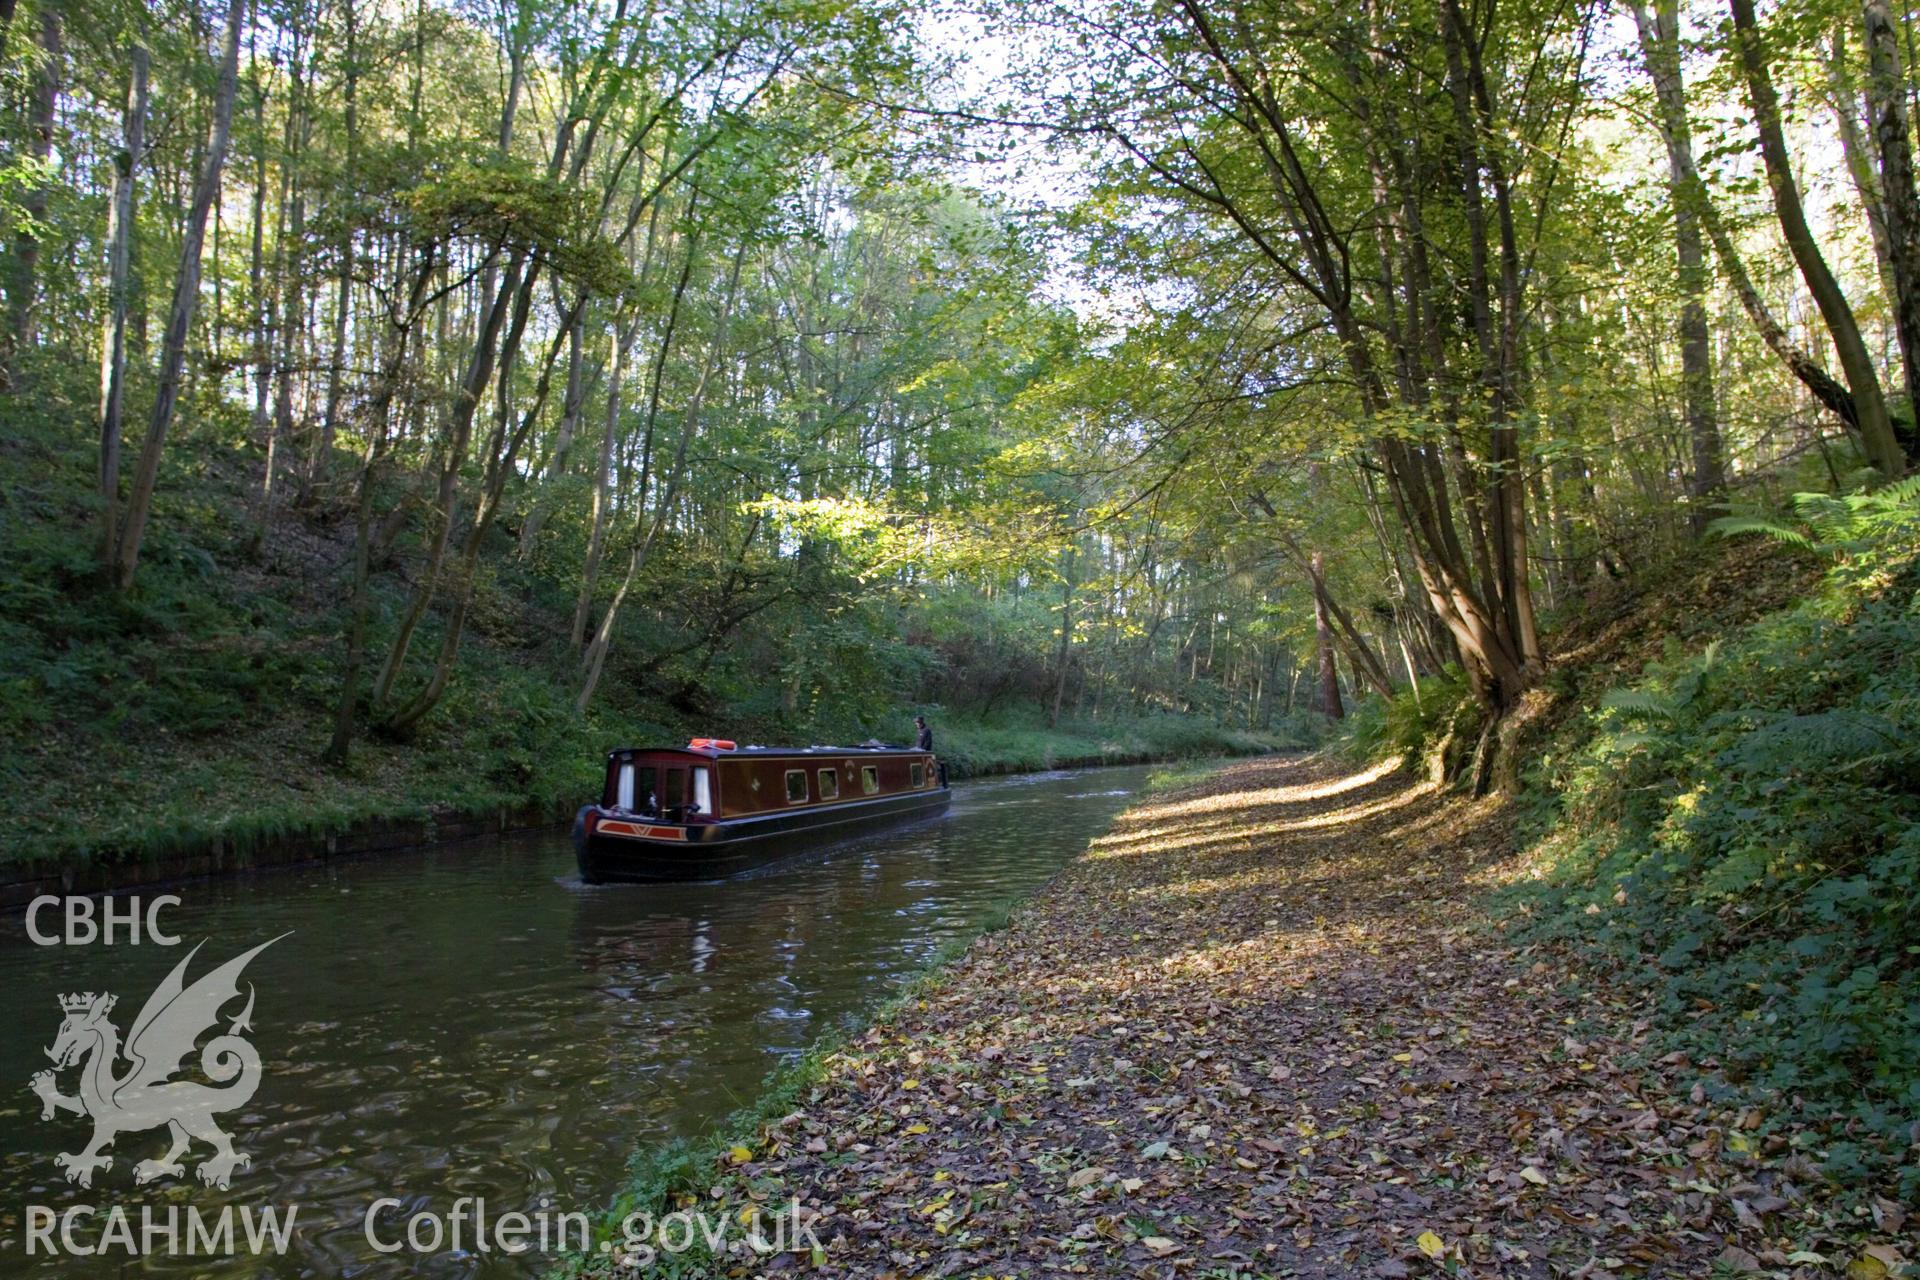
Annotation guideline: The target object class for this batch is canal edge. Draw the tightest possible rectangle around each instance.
[1,750,1283,909]
[547,757,1241,1277]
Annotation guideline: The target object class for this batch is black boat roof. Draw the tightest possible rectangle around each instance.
[608,742,923,758]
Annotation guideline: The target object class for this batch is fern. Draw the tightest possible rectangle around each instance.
[1599,687,1683,721]
[1600,645,1718,723]
[1705,514,1816,550]
[1712,480,1920,558]
[1722,708,1912,774]
[1506,516,1920,1177]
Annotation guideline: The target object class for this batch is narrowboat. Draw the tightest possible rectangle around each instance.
[572,739,951,883]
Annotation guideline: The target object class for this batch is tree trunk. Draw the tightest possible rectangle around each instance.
[97,46,149,558]
[577,246,746,713]
[1729,0,1905,478]
[247,22,276,557]
[326,253,437,765]
[109,0,245,589]
[1311,549,1344,719]
[1049,546,1075,728]
[1862,0,1920,444]
[273,25,309,494]
[4,1,61,386]
[571,322,630,651]
[519,299,587,556]
[1826,31,1902,309]
[1634,0,1725,529]
[577,227,697,657]
[373,241,528,706]
[385,285,588,734]
[313,0,357,495]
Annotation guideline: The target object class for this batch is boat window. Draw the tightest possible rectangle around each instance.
[624,765,659,814]
[818,768,839,800]
[911,762,925,788]
[785,769,809,804]
[861,765,880,795]
[662,768,686,816]
[691,767,711,816]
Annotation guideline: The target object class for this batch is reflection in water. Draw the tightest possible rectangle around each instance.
[0,765,1156,1278]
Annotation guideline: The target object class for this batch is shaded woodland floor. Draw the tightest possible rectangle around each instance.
[629,756,1912,1278]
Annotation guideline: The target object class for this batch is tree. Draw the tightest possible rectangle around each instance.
[107,0,247,589]
[1727,0,1904,479]
[1860,0,1920,441]
[1633,0,1724,528]
[97,44,148,555]
[2,0,58,386]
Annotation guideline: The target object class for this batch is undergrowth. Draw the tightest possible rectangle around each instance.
[1505,481,1920,1195]
[1333,669,1476,767]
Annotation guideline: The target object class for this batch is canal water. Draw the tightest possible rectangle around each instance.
[0,764,1158,1278]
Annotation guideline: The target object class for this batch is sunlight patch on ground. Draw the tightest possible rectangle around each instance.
[1134,757,1406,822]
[1093,782,1432,864]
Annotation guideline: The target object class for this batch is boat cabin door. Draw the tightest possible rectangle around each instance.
[617,762,660,816]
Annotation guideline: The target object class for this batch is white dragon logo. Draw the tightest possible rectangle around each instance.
[30,936,284,1190]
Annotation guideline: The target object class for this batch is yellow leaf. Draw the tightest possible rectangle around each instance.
[901,1078,921,1089]
[905,1122,930,1135]
[1417,1230,1446,1260]
[1393,1053,1413,1063]
[1845,1257,1889,1280]
[727,1145,753,1165]
[1142,1236,1178,1256]
[1519,1166,1548,1186]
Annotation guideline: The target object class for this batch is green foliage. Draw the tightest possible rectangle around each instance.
[1708,477,1920,559]
[406,159,631,294]
[1334,669,1478,765]
[0,371,1281,868]
[1505,503,1920,1193]
[1143,759,1228,793]
[930,711,1296,779]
